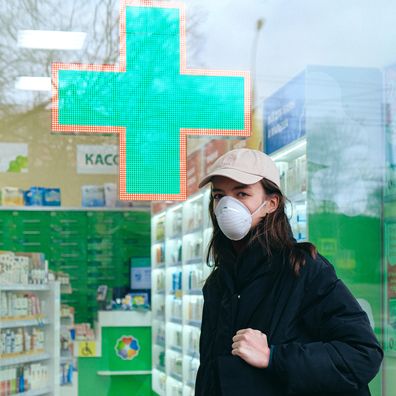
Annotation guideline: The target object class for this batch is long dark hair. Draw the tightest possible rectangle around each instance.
[206,178,317,276]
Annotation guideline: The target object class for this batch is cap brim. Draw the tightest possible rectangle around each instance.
[198,168,263,188]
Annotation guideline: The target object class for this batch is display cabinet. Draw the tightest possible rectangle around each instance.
[0,278,60,396]
[151,187,212,396]
[270,139,308,241]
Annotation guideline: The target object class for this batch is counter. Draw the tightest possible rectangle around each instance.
[78,310,152,396]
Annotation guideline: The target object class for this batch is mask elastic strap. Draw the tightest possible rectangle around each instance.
[251,201,267,217]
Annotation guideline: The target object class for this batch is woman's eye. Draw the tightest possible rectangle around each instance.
[212,194,223,200]
[237,192,248,198]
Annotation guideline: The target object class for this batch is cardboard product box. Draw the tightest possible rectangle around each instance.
[0,187,24,206]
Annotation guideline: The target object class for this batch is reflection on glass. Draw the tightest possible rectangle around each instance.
[1,0,396,395]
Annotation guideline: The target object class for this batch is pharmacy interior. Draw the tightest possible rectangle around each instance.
[1,0,396,396]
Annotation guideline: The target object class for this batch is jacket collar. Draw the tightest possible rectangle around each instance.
[218,239,292,337]
[220,238,276,294]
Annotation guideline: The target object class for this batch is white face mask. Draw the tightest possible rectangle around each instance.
[214,196,267,241]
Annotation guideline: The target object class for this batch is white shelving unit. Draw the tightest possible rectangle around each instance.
[152,210,167,395]
[270,137,308,242]
[0,282,60,396]
[151,187,213,396]
[150,143,307,395]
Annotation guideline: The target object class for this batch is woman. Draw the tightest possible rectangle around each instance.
[195,148,383,396]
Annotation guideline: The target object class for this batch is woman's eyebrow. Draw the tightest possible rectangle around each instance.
[212,184,250,193]
[233,184,250,191]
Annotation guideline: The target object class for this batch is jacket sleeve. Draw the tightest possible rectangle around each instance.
[195,298,209,396]
[198,273,219,362]
[271,256,383,395]
[198,295,211,362]
[195,277,219,396]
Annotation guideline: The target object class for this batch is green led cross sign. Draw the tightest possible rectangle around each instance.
[52,0,251,201]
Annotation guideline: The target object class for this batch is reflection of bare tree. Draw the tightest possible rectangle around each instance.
[309,117,379,215]
[0,0,206,118]
[0,0,116,115]
[0,0,207,176]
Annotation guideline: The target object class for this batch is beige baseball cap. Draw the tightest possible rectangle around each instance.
[199,148,281,188]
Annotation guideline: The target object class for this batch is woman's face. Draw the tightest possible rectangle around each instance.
[211,176,275,229]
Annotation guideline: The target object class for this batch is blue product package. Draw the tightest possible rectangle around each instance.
[178,271,182,290]
[43,188,61,206]
[67,363,73,383]
[24,187,44,206]
[23,190,31,206]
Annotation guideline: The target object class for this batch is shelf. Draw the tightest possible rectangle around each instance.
[185,289,202,296]
[169,372,183,383]
[168,233,182,240]
[169,345,182,354]
[186,320,201,329]
[154,263,166,269]
[0,318,49,329]
[0,352,50,367]
[0,284,50,291]
[169,317,182,325]
[185,258,203,265]
[167,261,182,267]
[97,370,152,376]
[60,356,74,364]
[184,227,202,236]
[168,290,183,298]
[186,349,199,359]
[14,388,52,396]
[153,264,165,269]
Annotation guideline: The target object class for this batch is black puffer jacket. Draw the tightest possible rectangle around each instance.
[195,242,383,396]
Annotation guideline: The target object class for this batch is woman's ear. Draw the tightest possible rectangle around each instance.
[266,195,279,214]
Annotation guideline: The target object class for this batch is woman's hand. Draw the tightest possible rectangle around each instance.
[231,328,270,368]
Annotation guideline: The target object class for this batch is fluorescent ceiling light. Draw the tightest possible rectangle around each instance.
[18,30,86,50]
[15,76,51,91]
[271,140,307,161]
[168,204,182,212]
[188,193,204,204]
